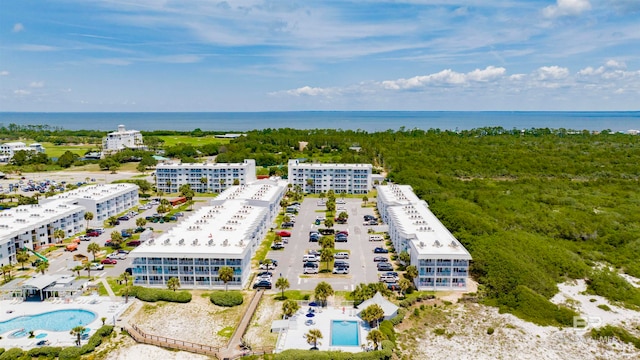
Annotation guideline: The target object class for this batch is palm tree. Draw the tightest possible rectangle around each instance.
[136,217,147,228]
[314,281,334,307]
[282,299,299,318]
[70,326,86,346]
[399,251,410,266]
[167,277,181,291]
[275,277,290,299]
[367,329,386,350]
[84,211,94,229]
[320,248,333,271]
[399,278,412,297]
[218,266,234,291]
[200,177,208,192]
[120,271,131,303]
[405,265,418,283]
[360,304,384,328]
[36,261,49,275]
[110,231,124,249]
[305,329,323,350]
[166,180,172,193]
[362,195,369,206]
[72,265,84,276]
[84,262,92,279]
[323,218,334,229]
[16,249,29,270]
[87,242,101,262]
[107,216,118,226]
[2,264,14,282]
[53,228,65,243]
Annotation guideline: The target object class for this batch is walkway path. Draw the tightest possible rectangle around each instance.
[99,277,118,301]
[218,289,264,359]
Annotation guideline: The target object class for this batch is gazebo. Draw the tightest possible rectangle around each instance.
[356,292,399,320]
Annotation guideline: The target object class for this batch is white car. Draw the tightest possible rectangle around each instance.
[303,267,319,274]
[333,267,349,274]
[90,263,104,271]
[259,263,276,270]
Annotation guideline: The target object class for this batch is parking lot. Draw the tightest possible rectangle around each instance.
[264,197,391,292]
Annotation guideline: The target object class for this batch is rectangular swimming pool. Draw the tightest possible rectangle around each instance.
[330,320,360,346]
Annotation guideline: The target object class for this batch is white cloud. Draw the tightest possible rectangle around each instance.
[12,23,24,33]
[0,71,8,76]
[29,81,44,88]
[536,66,569,80]
[95,58,132,66]
[18,44,57,52]
[381,66,506,90]
[14,90,30,95]
[543,0,591,18]
[284,86,338,97]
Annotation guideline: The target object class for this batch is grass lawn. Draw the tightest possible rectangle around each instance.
[158,135,231,147]
[276,290,312,301]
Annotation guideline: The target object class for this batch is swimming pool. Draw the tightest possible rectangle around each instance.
[0,309,96,335]
[330,320,360,346]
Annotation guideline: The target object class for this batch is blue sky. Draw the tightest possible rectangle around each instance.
[1,0,639,111]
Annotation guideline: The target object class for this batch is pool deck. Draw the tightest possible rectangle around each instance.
[276,306,372,353]
[0,296,131,349]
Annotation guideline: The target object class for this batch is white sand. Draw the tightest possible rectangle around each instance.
[107,344,211,360]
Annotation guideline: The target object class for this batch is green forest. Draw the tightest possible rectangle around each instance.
[223,127,640,326]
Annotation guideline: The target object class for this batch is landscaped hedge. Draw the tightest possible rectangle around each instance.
[398,294,435,308]
[274,349,391,360]
[210,291,244,307]
[27,346,62,358]
[80,325,114,354]
[0,348,23,360]
[58,346,82,360]
[389,308,406,326]
[131,286,192,303]
[379,320,396,343]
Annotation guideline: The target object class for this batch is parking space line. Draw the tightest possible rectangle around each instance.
[298,277,301,285]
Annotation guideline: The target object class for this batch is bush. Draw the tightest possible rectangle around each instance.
[433,328,446,336]
[379,320,396,343]
[591,325,640,349]
[493,285,577,326]
[131,286,192,303]
[210,291,244,307]
[27,346,62,358]
[58,346,82,360]
[0,348,24,360]
[390,308,406,326]
[487,327,495,335]
[274,349,391,360]
[80,325,114,354]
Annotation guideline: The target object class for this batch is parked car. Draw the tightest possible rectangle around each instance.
[261,259,278,266]
[253,280,272,289]
[303,262,319,269]
[334,252,349,259]
[101,258,117,265]
[275,230,291,237]
[373,256,388,262]
[336,199,346,204]
[364,215,376,221]
[303,266,319,274]
[281,222,294,228]
[257,271,272,279]
[303,254,319,262]
[107,253,126,260]
[86,231,100,237]
[271,243,285,250]
[377,262,393,271]
[335,234,348,242]
[79,235,91,241]
[387,283,400,291]
[126,240,141,247]
[333,267,349,274]
[319,228,335,235]
[309,234,320,242]
[259,263,276,270]
[369,235,384,241]
[337,230,349,236]
[90,263,104,271]
[117,215,130,221]
[334,260,350,268]
[374,247,389,254]
[117,249,130,254]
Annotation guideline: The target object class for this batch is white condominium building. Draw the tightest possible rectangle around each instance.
[377,184,472,291]
[0,142,45,162]
[287,160,372,194]
[40,184,139,227]
[102,125,145,155]
[0,202,85,266]
[130,180,286,289]
[155,159,257,194]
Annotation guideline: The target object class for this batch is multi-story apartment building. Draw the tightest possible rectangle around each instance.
[40,184,139,227]
[0,142,45,163]
[155,159,257,194]
[287,160,372,194]
[0,202,85,266]
[377,184,472,291]
[102,125,145,155]
[130,180,286,289]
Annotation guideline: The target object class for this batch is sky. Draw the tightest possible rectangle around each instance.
[1,0,639,112]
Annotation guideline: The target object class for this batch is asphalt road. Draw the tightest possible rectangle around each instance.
[264,197,390,292]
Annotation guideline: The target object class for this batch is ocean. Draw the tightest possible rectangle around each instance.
[0,111,638,133]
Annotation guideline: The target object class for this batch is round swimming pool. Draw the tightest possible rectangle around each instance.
[0,309,96,335]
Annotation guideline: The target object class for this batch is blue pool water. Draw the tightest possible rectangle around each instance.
[35,333,48,339]
[331,320,360,346]
[0,310,96,335]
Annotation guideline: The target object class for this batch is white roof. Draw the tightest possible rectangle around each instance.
[213,180,287,204]
[131,200,267,257]
[377,184,422,207]
[389,201,471,259]
[157,161,253,170]
[44,183,137,203]
[22,275,59,290]
[0,201,84,240]
[288,160,372,170]
[356,292,399,318]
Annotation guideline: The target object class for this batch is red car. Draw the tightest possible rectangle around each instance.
[101,258,117,264]
[87,231,100,237]
[275,230,291,237]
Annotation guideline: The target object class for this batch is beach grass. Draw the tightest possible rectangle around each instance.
[157,135,231,147]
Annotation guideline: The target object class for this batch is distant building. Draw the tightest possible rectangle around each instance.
[377,184,472,291]
[155,160,257,194]
[0,141,45,163]
[102,125,145,155]
[627,129,639,135]
[130,180,287,289]
[40,183,139,227]
[214,134,246,139]
[287,160,372,194]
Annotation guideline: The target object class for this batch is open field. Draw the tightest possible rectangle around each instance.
[157,135,231,147]
[40,142,96,158]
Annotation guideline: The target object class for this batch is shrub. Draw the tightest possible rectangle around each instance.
[79,325,114,354]
[274,349,391,360]
[487,327,495,335]
[27,346,62,358]
[390,308,406,326]
[379,320,396,343]
[0,348,24,360]
[210,291,244,307]
[597,304,612,311]
[131,286,192,303]
[58,346,82,360]
[433,328,446,336]
[591,325,640,349]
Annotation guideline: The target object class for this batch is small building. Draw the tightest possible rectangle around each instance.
[102,125,145,155]
[356,292,399,320]
[0,141,44,162]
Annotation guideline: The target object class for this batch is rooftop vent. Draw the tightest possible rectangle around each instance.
[178,239,185,245]
[163,239,171,245]
[207,239,214,246]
